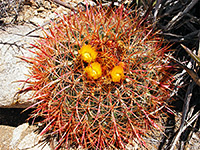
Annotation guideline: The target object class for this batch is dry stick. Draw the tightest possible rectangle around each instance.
[182,104,199,147]
[198,32,200,58]
[153,0,162,22]
[162,33,183,38]
[180,81,195,130]
[25,20,54,36]
[169,110,200,150]
[170,69,186,100]
[168,54,197,149]
[161,1,181,18]
[181,44,200,66]
[183,30,200,40]
[165,0,199,31]
[184,105,199,142]
[166,54,200,86]
[186,13,200,25]
[162,30,200,42]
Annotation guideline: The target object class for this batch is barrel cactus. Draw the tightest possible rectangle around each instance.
[18,3,174,149]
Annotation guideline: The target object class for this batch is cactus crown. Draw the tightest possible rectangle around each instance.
[19,4,174,150]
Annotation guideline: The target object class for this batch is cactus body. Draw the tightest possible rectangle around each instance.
[19,4,174,149]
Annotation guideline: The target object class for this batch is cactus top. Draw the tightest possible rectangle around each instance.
[79,45,97,63]
[84,62,102,80]
[110,65,124,82]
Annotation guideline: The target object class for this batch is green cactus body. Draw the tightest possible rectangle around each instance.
[19,4,174,150]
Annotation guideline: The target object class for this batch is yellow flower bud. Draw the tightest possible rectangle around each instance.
[110,65,124,82]
[84,62,102,80]
[79,45,97,63]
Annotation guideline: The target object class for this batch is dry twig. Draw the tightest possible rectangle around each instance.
[165,0,199,31]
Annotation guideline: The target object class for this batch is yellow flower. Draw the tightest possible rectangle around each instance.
[84,62,102,80]
[79,45,97,63]
[110,65,124,82]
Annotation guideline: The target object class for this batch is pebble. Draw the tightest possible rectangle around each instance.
[10,123,29,149]
[43,1,52,10]
[30,17,48,26]
[37,6,46,13]
[18,132,51,150]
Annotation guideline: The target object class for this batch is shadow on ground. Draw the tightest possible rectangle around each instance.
[0,108,33,127]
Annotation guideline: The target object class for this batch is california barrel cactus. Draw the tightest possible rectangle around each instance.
[18,3,174,149]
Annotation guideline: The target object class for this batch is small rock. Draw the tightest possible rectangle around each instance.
[40,12,48,18]
[10,123,29,149]
[30,17,48,26]
[43,1,52,10]
[23,9,34,22]
[34,9,38,16]
[23,0,33,5]
[48,12,57,20]
[37,7,46,13]
[17,15,24,23]
[0,125,15,149]
[18,132,51,150]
